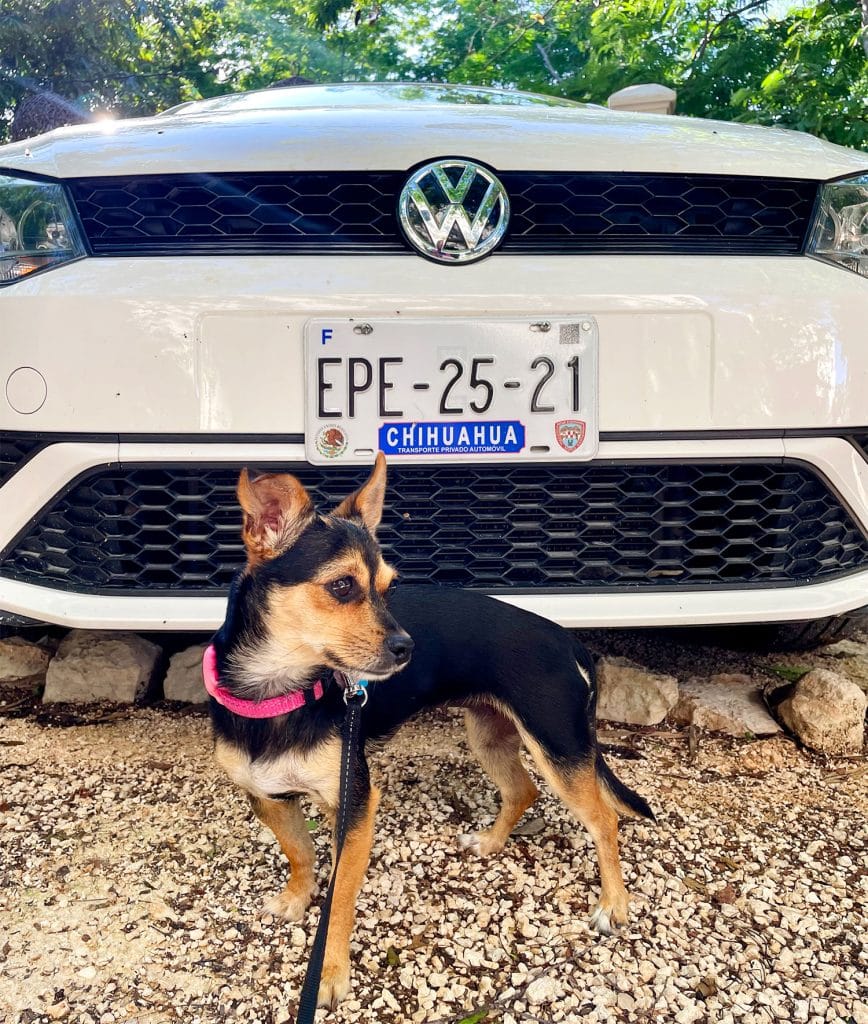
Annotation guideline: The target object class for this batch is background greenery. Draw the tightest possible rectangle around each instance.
[0,0,866,148]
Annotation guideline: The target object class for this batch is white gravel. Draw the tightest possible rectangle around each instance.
[1,701,866,1024]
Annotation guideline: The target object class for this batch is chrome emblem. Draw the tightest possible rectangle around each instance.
[398,159,510,264]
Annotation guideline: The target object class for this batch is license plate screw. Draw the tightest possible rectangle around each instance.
[530,321,551,333]
[581,321,592,332]
[353,323,374,335]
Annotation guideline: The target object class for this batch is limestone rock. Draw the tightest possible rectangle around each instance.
[163,643,209,702]
[596,656,679,726]
[525,975,562,1006]
[0,637,51,684]
[43,630,160,704]
[737,735,802,771]
[673,673,780,737]
[777,668,866,755]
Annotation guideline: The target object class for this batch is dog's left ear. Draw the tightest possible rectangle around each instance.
[332,452,387,532]
[237,468,316,566]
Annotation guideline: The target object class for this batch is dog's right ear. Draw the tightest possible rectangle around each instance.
[237,469,315,567]
[332,451,387,533]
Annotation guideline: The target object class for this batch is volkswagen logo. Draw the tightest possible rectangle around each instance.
[398,159,510,264]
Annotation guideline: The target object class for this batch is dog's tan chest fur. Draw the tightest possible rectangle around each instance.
[215,737,341,811]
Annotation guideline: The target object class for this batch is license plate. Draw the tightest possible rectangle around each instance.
[304,317,599,465]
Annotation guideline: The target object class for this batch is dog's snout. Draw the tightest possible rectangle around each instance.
[386,632,414,665]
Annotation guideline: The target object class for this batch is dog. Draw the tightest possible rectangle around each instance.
[207,453,654,1008]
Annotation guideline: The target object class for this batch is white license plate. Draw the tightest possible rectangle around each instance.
[304,317,599,465]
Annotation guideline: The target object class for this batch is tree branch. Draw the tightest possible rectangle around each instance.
[685,0,770,84]
[536,41,561,81]
[446,0,568,79]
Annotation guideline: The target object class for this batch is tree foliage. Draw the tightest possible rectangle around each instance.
[735,0,868,149]
[0,0,228,134]
[0,0,865,149]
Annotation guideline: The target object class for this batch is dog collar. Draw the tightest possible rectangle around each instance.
[202,644,325,719]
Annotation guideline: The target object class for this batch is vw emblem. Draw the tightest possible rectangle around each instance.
[398,159,510,264]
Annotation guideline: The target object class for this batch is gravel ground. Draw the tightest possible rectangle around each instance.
[1,666,866,1024]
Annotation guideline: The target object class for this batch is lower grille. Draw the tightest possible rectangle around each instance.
[0,433,47,487]
[2,460,867,593]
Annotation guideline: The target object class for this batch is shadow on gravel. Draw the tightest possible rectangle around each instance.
[580,626,770,679]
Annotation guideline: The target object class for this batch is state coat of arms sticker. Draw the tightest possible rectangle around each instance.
[555,419,586,453]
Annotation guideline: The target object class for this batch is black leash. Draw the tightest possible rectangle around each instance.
[296,681,368,1023]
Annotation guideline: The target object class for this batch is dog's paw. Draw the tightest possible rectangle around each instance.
[458,830,504,858]
[261,882,316,922]
[589,904,618,936]
[317,961,351,1009]
[589,895,629,937]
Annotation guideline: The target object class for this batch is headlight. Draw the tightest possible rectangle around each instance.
[0,173,86,285]
[807,173,868,278]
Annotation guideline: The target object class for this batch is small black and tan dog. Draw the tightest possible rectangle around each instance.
[207,454,653,1007]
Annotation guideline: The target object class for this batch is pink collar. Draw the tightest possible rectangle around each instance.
[202,644,325,719]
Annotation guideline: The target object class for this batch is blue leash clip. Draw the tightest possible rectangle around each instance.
[343,677,369,706]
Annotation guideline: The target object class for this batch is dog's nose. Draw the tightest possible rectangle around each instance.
[386,633,414,665]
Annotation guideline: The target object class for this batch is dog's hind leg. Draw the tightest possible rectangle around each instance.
[520,738,630,936]
[249,795,318,921]
[459,705,540,857]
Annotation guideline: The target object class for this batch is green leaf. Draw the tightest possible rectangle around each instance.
[457,1009,490,1024]
[761,68,786,93]
[769,665,811,683]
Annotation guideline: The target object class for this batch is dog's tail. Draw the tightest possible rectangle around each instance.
[571,636,654,822]
[595,750,656,822]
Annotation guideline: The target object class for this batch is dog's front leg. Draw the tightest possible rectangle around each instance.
[248,795,318,921]
[318,783,381,1009]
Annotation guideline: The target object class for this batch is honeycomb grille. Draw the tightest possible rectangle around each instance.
[0,434,46,487]
[2,460,866,593]
[68,172,817,256]
[69,172,407,255]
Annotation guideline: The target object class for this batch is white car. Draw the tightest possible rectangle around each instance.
[1,82,866,646]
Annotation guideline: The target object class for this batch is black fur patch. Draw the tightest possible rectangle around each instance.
[254,517,381,590]
[211,578,652,817]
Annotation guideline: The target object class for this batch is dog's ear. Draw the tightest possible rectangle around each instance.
[237,468,315,566]
[332,452,387,532]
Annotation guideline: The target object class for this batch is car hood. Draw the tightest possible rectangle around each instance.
[0,100,865,181]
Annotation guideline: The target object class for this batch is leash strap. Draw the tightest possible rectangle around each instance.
[296,685,367,1022]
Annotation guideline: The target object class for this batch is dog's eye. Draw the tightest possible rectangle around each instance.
[328,576,356,600]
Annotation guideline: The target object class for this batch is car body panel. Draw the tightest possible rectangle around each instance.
[1,255,867,434]
[0,100,866,181]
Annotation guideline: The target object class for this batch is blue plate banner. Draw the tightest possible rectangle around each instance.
[378,421,526,456]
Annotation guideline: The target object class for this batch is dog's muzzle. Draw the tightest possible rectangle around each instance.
[386,631,414,667]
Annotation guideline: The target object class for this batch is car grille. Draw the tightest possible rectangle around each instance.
[0,433,46,487]
[852,432,868,460]
[2,460,866,593]
[68,172,817,257]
